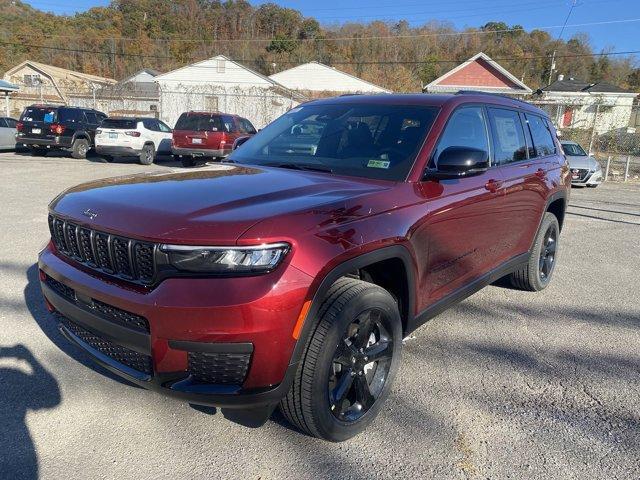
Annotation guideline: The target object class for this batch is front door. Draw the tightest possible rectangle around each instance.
[414,105,507,307]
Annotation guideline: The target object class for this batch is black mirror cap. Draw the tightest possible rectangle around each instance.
[424,146,489,180]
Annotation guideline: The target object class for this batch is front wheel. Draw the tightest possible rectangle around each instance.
[510,212,560,291]
[139,144,155,165]
[280,278,402,441]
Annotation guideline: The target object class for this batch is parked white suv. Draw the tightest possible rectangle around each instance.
[95,117,173,164]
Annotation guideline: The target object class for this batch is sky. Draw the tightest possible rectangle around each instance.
[22,0,640,56]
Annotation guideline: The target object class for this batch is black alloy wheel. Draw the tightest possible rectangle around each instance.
[538,225,557,281]
[329,308,393,422]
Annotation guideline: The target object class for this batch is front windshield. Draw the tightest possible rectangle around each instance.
[229,103,439,181]
[562,143,587,156]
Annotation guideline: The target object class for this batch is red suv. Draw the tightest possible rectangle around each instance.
[39,93,570,441]
[171,111,256,167]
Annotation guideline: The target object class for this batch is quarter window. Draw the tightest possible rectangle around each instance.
[487,108,528,165]
[525,114,557,157]
[433,106,489,165]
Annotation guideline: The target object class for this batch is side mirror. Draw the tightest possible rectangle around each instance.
[424,146,489,180]
[232,136,252,150]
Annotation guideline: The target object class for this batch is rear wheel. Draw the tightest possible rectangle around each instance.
[139,144,155,165]
[30,147,48,156]
[102,155,114,163]
[181,156,195,168]
[280,278,402,442]
[71,138,89,159]
[510,212,560,291]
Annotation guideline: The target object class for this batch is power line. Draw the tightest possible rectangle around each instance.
[6,17,640,44]
[1,39,637,65]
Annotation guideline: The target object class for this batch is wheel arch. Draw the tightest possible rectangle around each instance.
[291,245,416,367]
[546,191,567,231]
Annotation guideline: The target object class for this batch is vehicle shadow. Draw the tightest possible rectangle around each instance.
[0,344,61,480]
[23,263,140,388]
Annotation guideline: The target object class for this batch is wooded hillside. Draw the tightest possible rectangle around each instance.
[1,0,638,91]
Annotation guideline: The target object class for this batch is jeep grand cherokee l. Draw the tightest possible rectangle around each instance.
[38,93,570,441]
[17,105,106,158]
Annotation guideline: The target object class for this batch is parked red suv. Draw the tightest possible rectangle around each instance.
[39,93,570,441]
[171,111,256,167]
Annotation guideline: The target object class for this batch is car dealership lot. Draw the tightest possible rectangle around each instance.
[0,151,638,479]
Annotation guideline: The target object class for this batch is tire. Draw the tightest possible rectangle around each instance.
[139,144,155,165]
[510,212,560,291]
[280,277,402,442]
[102,155,114,163]
[181,156,195,168]
[587,184,598,188]
[71,138,89,159]
[30,147,48,156]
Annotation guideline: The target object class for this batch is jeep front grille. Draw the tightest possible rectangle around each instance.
[48,214,156,285]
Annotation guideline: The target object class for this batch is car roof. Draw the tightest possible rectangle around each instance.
[304,92,549,117]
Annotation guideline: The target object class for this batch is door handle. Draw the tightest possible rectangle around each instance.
[535,168,547,179]
[485,179,503,193]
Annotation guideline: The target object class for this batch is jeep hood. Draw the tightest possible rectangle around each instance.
[50,164,391,244]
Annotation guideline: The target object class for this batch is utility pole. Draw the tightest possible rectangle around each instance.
[548,0,578,85]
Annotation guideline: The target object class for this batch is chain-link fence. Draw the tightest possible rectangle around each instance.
[531,100,640,182]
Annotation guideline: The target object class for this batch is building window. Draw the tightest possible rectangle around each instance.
[216,59,225,73]
[205,96,219,112]
[149,104,157,111]
[23,74,41,87]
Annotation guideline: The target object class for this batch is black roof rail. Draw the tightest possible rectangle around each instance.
[455,90,532,106]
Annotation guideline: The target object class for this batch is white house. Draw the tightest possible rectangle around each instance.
[72,69,161,117]
[0,79,19,116]
[269,61,391,96]
[155,55,302,128]
[534,76,638,134]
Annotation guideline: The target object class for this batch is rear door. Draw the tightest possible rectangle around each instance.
[156,120,173,153]
[488,107,545,256]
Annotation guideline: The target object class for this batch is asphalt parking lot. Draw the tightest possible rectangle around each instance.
[0,150,638,480]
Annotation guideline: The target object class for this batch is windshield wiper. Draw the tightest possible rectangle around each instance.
[264,162,333,173]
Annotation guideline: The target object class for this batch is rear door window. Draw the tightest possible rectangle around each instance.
[239,118,257,134]
[58,109,84,124]
[487,108,528,165]
[85,112,98,125]
[221,115,237,132]
[0,119,6,127]
[525,113,557,157]
[5,118,17,128]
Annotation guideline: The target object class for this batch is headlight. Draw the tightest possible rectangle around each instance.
[159,243,289,274]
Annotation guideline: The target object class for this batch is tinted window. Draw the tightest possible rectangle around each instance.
[0,119,6,127]
[101,118,137,129]
[487,108,528,165]
[432,106,489,165]
[561,142,587,156]
[175,114,223,132]
[5,118,17,128]
[58,109,84,123]
[142,118,158,131]
[21,107,58,123]
[221,115,237,132]
[239,118,257,134]
[85,112,98,124]
[526,114,557,157]
[230,103,439,181]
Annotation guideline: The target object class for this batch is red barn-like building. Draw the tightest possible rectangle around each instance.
[424,52,532,96]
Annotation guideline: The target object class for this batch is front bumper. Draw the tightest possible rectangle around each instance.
[571,168,603,186]
[95,145,144,157]
[171,146,229,158]
[38,244,312,409]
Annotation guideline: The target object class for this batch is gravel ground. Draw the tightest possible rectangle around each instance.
[0,151,638,480]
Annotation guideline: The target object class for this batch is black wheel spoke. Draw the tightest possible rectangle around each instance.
[364,340,392,362]
[334,339,356,366]
[354,310,377,349]
[354,375,375,410]
[331,369,354,406]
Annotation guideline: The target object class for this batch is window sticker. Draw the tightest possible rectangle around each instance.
[367,159,390,169]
